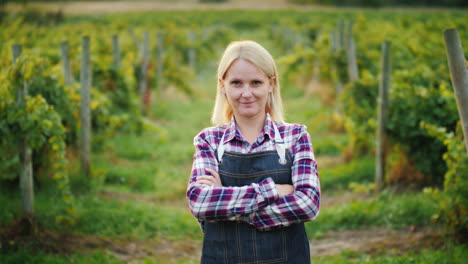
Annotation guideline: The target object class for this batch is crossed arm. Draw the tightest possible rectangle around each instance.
[186,130,320,231]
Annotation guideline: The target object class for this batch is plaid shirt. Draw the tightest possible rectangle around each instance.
[187,114,320,231]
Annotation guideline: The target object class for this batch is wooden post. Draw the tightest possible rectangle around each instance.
[289,27,296,50]
[444,29,468,152]
[346,21,359,82]
[376,41,391,191]
[112,34,120,69]
[129,29,141,55]
[337,19,345,99]
[335,78,344,101]
[80,36,91,177]
[309,30,320,83]
[313,52,321,82]
[330,28,343,107]
[157,31,164,94]
[60,41,73,86]
[330,30,337,53]
[12,44,34,217]
[12,45,25,102]
[294,28,301,48]
[11,45,22,63]
[338,19,345,51]
[188,30,196,70]
[139,31,149,114]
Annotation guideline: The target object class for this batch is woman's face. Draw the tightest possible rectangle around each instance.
[221,59,273,121]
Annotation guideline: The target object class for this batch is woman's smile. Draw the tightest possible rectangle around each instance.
[222,58,273,121]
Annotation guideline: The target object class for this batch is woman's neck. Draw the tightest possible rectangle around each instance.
[235,113,266,145]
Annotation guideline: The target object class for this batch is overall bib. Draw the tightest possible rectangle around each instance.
[201,123,310,264]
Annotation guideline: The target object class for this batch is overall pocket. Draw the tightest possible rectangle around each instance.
[250,228,287,263]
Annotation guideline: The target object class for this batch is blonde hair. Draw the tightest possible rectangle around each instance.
[211,40,285,126]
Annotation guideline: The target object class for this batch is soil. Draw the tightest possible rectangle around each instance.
[310,227,444,257]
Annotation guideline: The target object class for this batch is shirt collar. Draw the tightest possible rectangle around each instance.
[222,113,276,144]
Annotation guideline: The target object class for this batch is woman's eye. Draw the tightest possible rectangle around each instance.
[252,80,262,86]
[231,80,241,86]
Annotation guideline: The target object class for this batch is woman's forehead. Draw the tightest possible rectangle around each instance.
[224,58,268,79]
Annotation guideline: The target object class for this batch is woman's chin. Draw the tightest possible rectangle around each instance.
[236,110,264,119]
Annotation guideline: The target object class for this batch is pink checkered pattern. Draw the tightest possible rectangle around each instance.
[187,114,320,231]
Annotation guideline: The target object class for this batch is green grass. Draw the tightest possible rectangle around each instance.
[313,134,348,156]
[0,185,200,240]
[314,244,468,264]
[0,249,123,264]
[307,191,439,236]
[320,156,375,192]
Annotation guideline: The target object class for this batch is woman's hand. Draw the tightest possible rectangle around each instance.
[276,184,294,198]
[196,168,222,187]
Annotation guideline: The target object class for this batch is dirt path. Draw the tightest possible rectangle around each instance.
[72,227,443,260]
[311,228,443,257]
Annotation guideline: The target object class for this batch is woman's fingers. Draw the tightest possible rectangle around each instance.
[205,168,222,186]
[197,176,214,185]
[205,169,223,186]
[197,176,213,181]
[197,179,214,186]
[196,175,218,187]
[205,168,219,178]
[196,169,222,187]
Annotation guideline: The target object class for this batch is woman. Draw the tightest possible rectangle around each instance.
[187,40,320,264]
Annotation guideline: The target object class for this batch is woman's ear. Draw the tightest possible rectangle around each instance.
[219,79,225,94]
[269,76,276,93]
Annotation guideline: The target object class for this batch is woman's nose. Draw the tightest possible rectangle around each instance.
[240,86,253,97]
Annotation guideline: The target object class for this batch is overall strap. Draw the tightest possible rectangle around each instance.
[217,130,227,163]
[217,122,287,165]
[273,122,287,165]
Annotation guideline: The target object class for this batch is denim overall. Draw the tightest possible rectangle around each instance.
[201,123,310,264]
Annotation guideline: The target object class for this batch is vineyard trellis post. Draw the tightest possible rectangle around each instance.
[140,31,149,114]
[188,30,196,70]
[338,19,345,50]
[112,34,120,69]
[443,28,468,152]
[12,44,35,217]
[129,29,142,55]
[336,19,344,95]
[285,26,294,50]
[376,41,391,191]
[346,21,359,82]
[312,31,321,82]
[157,31,164,95]
[331,20,344,112]
[60,41,73,86]
[330,30,337,53]
[80,36,91,177]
